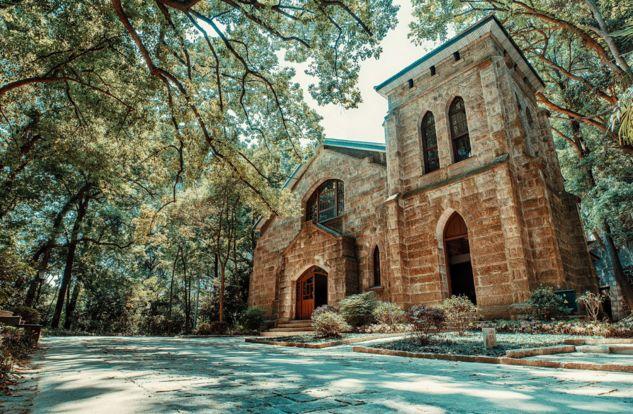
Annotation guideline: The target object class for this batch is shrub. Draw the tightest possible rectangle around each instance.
[577,291,604,322]
[312,309,350,339]
[528,286,570,320]
[11,306,40,324]
[311,305,337,318]
[407,305,445,344]
[339,292,378,327]
[480,318,623,337]
[363,323,412,334]
[440,295,478,335]
[196,321,228,335]
[372,301,405,326]
[241,307,266,333]
[146,315,181,335]
[606,314,633,338]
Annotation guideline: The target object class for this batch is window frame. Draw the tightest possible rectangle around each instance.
[306,180,344,224]
[420,111,440,174]
[372,246,381,287]
[448,97,471,163]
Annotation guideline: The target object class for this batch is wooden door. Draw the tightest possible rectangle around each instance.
[296,273,315,320]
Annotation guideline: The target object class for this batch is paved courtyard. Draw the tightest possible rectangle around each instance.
[14,336,633,413]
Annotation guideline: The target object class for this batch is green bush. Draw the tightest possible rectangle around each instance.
[407,305,445,344]
[11,305,41,324]
[440,295,478,335]
[372,301,405,326]
[196,321,228,335]
[481,318,628,337]
[528,286,571,320]
[312,309,350,338]
[1,326,33,382]
[241,307,266,333]
[607,314,633,338]
[311,305,337,318]
[146,315,182,335]
[339,292,378,327]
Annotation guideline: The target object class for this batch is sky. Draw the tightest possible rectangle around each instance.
[295,0,434,144]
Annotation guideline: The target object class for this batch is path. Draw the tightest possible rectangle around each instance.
[16,336,633,413]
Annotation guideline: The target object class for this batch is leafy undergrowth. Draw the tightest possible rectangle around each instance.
[369,332,577,357]
[483,317,633,338]
[1,327,36,396]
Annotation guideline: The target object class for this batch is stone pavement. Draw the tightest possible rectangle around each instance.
[9,336,633,413]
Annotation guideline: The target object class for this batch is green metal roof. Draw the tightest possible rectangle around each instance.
[374,15,544,93]
[323,138,386,152]
[282,163,303,188]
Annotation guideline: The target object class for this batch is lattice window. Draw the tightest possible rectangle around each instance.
[449,97,471,162]
[421,112,439,173]
[306,180,344,223]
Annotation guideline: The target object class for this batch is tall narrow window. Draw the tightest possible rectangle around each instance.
[421,112,440,173]
[372,246,381,287]
[449,97,471,162]
[306,180,344,224]
[525,107,534,127]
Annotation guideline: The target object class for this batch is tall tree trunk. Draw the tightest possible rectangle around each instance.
[564,117,633,312]
[601,222,633,313]
[24,248,51,307]
[219,261,226,323]
[24,183,90,307]
[168,245,180,319]
[181,246,191,333]
[63,278,81,330]
[193,277,200,329]
[50,192,89,328]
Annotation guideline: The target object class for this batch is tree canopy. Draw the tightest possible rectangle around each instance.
[0,0,398,332]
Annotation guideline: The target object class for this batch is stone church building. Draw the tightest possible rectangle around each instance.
[248,16,597,321]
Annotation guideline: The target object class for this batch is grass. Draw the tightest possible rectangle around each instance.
[369,332,579,357]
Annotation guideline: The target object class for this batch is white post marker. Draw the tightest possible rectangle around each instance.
[482,327,496,349]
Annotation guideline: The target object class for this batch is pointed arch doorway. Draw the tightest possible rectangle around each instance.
[295,266,328,320]
[444,213,477,304]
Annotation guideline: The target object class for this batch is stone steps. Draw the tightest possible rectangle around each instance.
[277,320,312,327]
[260,319,313,337]
[267,326,313,333]
[260,331,314,338]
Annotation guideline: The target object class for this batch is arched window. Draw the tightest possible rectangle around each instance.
[448,97,471,162]
[306,179,344,224]
[372,246,381,287]
[421,112,439,173]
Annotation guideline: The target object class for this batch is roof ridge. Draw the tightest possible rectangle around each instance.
[375,14,543,94]
[325,137,385,146]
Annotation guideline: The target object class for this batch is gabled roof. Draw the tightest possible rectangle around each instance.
[375,15,545,97]
[282,138,385,190]
[255,137,385,233]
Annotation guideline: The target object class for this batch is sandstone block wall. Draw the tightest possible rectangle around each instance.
[249,28,598,321]
[249,149,389,318]
[380,32,596,317]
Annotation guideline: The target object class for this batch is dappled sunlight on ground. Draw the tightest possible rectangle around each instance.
[20,336,633,413]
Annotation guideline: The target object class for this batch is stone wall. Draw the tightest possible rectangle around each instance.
[380,32,596,317]
[248,148,389,318]
[249,29,598,321]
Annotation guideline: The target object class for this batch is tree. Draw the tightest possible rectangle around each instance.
[2,0,398,213]
[1,1,399,333]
